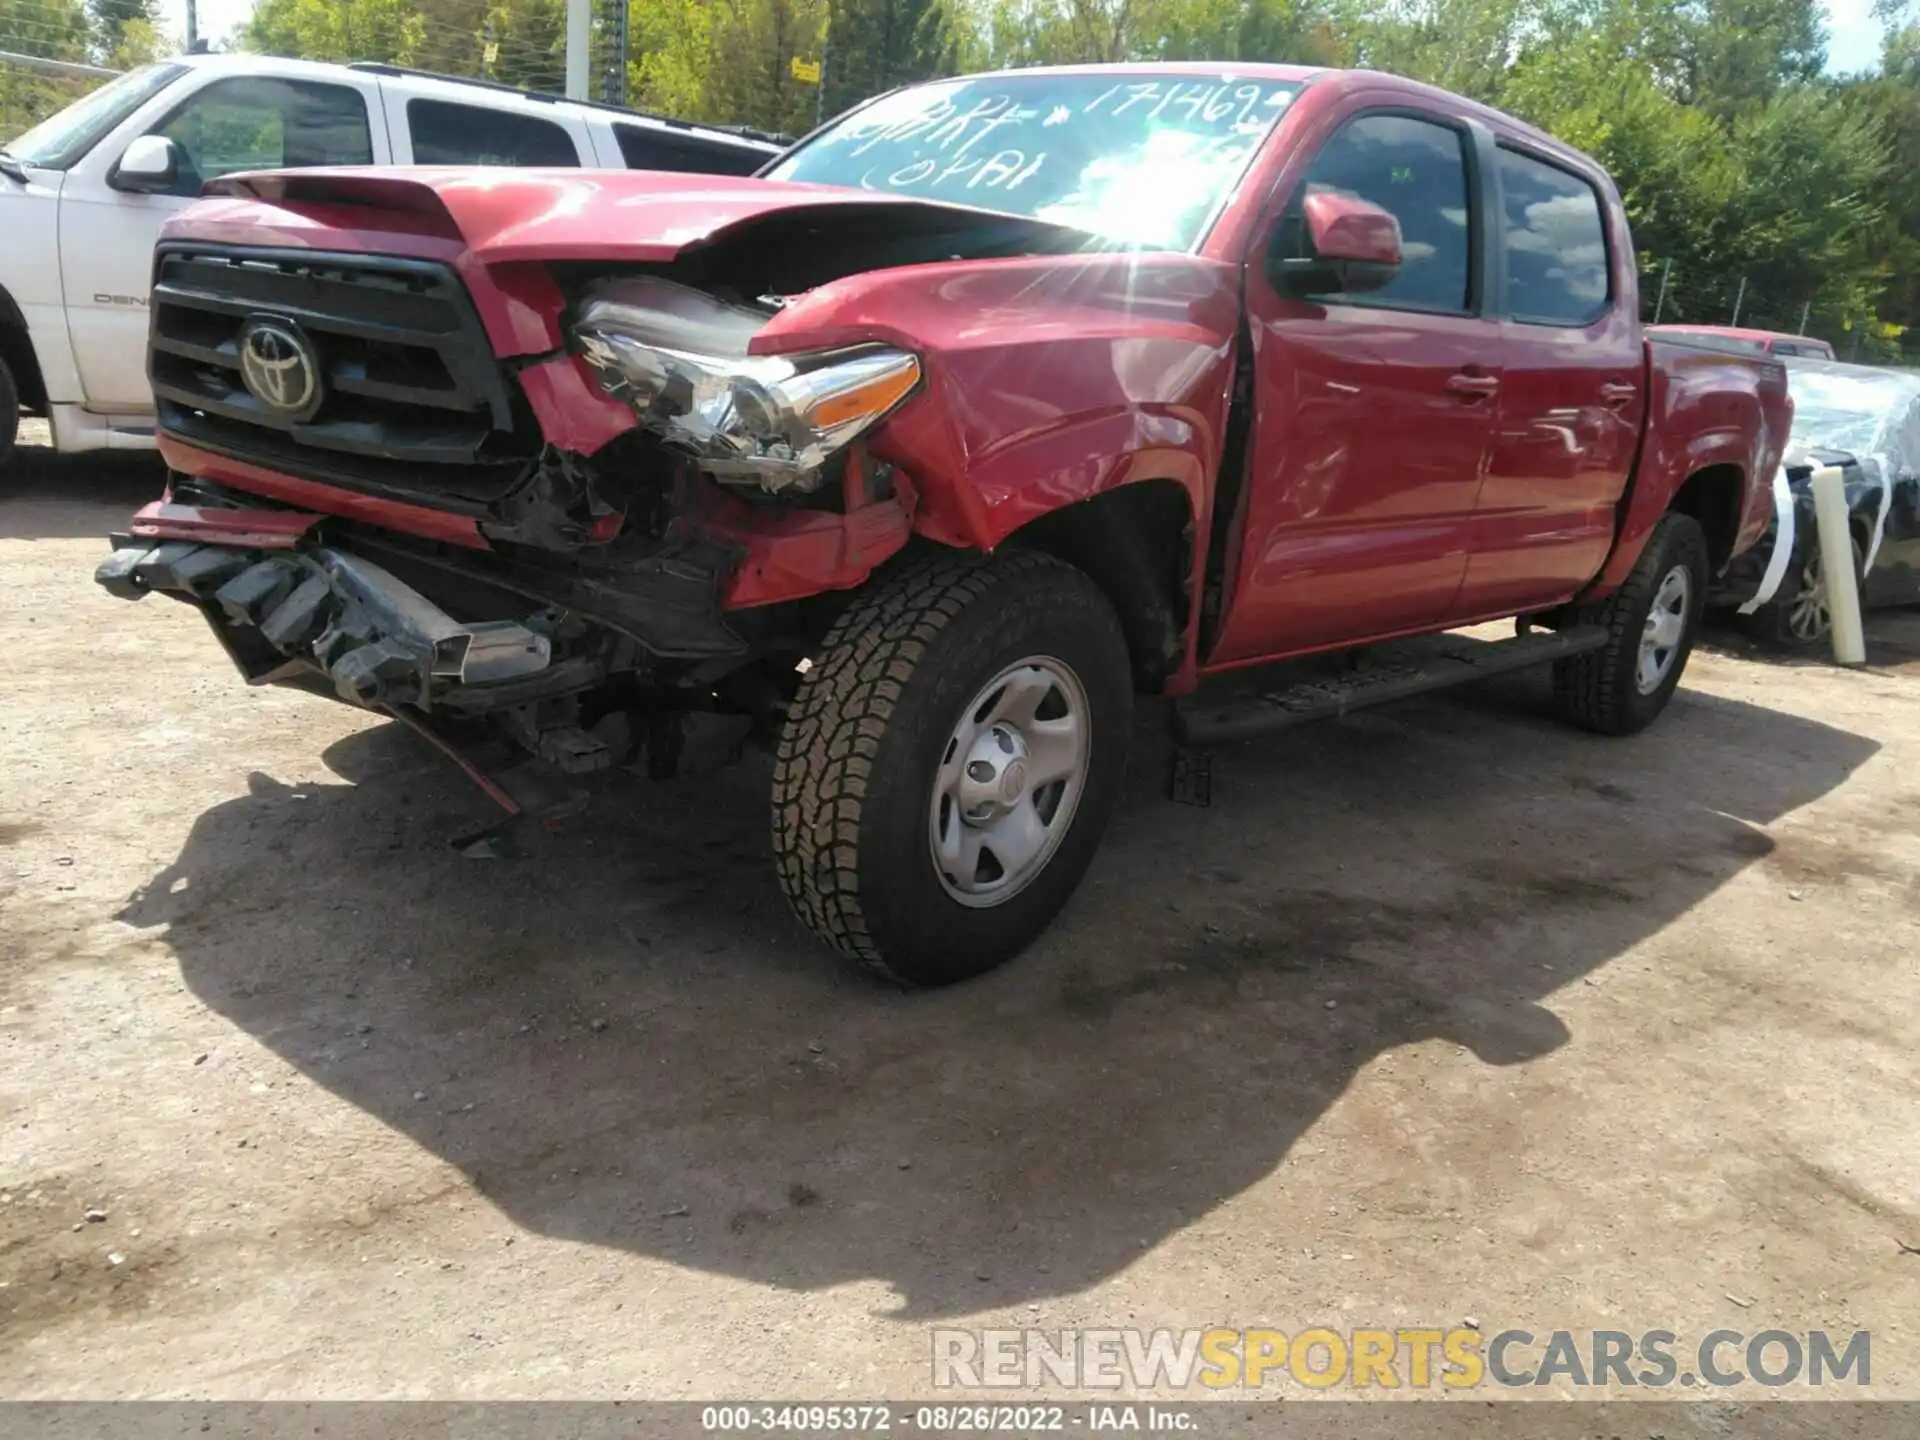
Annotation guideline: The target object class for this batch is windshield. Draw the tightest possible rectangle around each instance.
[5,64,185,170]
[766,71,1301,250]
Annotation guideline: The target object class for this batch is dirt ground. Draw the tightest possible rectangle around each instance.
[3,427,1919,1403]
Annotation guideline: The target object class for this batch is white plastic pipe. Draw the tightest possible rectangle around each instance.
[565,0,591,100]
[1809,464,1866,666]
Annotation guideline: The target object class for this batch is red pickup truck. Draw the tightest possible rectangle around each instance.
[97,63,1790,985]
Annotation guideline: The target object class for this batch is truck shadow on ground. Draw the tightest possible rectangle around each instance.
[119,673,1878,1317]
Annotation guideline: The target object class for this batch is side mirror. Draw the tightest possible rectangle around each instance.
[110,135,179,195]
[1270,192,1404,297]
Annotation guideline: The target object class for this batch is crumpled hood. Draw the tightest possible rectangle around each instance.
[179,167,1090,266]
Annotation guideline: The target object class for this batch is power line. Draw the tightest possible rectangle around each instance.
[0,47,116,76]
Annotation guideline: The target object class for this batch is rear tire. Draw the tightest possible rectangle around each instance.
[771,551,1132,986]
[0,356,18,471]
[1553,513,1708,736]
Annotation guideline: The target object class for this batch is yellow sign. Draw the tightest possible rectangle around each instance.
[483,42,499,66]
[790,56,822,84]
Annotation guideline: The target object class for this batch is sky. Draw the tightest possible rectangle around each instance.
[157,0,1893,74]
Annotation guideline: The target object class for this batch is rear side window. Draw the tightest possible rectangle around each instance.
[1279,113,1473,313]
[407,100,579,167]
[614,123,768,176]
[1496,148,1609,325]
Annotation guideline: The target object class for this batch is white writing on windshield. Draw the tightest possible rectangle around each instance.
[834,76,1293,200]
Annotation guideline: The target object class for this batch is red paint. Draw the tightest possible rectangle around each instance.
[757,252,1237,562]
[156,437,490,549]
[1647,324,1835,360]
[130,500,322,549]
[1462,318,1648,615]
[195,166,1071,264]
[151,64,1787,691]
[1302,192,1403,267]
[721,495,918,610]
[1582,342,1792,598]
[515,354,639,456]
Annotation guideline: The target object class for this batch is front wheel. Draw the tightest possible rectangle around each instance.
[1553,512,1708,736]
[771,551,1133,985]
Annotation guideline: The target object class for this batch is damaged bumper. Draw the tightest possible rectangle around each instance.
[97,510,555,713]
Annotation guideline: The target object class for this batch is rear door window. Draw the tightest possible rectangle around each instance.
[1495,147,1610,325]
[406,99,581,166]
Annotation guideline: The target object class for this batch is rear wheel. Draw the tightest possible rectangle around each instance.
[771,551,1132,986]
[1553,512,1708,735]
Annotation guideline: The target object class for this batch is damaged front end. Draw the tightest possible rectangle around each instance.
[105,178,1103,835]
[92,482,776,800]
[98,526,553,708]
[570,276,921,496]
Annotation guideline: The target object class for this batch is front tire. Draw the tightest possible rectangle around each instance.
[1553,512,1708,736]
[771,551,1133,986]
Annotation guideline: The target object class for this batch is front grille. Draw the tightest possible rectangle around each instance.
[149,245,539,507]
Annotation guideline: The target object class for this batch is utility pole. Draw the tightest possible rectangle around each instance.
[565,0,590,100]
[1730,275,1747,327]
[1797,299,1812,336]
[1651,258,1671,324]
[185,0,197,50]
[816,41,829,128]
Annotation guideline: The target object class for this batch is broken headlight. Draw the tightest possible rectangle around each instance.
[571,276,921,496]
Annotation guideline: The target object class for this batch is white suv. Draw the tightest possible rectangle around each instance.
[0,53,784,466]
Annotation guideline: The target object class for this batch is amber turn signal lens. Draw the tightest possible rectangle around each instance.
[806,356,921,430]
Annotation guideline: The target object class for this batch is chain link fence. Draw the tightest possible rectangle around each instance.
[1,51,114,138]
[1640,258,1884,360]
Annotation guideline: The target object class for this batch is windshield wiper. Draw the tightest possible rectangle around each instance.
[0,152,30,184]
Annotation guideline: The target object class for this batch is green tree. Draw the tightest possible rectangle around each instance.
[87,0,158,60]
[704,0,831,133]
[1337,0,1533,102]
[246,0,430,66]
[1679,0,1827,116]
[0,0,92,136]
[626,0,718,118]
[819,0,959,119]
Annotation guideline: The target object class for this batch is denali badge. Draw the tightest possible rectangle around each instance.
[238,319,320,417]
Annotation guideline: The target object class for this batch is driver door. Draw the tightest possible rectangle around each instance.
[1206,108,1505,665]
[58,71,385,413]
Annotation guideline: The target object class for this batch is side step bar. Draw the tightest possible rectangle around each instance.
[1174,625,1610,745]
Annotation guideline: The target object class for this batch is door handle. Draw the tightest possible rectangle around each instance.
[1446,372,1500,399]
[1600,381,1639,407]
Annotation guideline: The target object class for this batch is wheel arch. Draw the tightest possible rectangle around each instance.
[1666,462,1746,577]
[1001,477,1195,693]
[0,283,48,414]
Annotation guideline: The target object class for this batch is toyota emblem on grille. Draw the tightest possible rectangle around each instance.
[238,319,320,417]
